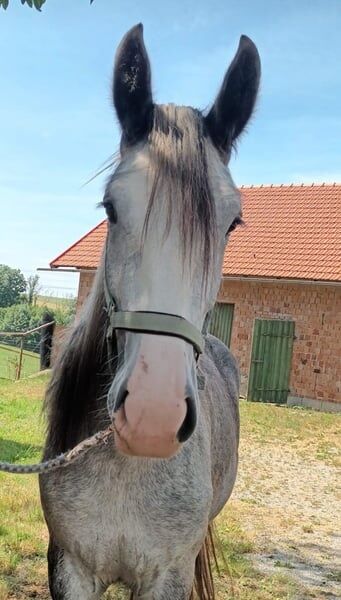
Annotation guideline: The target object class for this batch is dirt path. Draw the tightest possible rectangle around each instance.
[232,435,341,599]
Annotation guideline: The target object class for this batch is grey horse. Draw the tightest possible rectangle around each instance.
[40,24,260,599]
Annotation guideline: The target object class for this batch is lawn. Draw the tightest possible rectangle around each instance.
[0,375,339,599]
[0,345,40,381]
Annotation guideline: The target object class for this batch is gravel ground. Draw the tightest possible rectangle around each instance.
[232,433,341,599]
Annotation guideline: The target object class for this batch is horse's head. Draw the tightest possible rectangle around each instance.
[104,24,260,459]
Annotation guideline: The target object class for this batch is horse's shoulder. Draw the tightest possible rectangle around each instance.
[202,333,240,397]
[204,333,238,375]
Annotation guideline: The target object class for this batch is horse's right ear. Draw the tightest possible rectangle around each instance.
[205,35,261,158]
[113,24,153,144]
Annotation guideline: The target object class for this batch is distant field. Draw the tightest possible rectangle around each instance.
[0,344,40,380]
[36,295,76,310]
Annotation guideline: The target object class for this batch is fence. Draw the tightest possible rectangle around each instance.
[0,321,55,380]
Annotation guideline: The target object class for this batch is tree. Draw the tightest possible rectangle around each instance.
[0,0,95,10]
[0,265,26,308]
[26,274,40,306]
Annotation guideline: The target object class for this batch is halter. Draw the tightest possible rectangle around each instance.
[103,245,205,360]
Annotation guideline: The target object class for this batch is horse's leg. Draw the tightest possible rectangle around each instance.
[47,538,105,600]
[135,563,195,600]
[153,570,193,600]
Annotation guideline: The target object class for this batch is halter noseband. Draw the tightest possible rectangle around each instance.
[103,269,204,360]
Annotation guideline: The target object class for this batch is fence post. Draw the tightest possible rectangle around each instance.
[17,337,24,380]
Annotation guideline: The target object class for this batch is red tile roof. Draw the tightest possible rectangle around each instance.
[50,183,341,283]
[51,220,107,270]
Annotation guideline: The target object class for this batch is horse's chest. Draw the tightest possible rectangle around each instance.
[41,447,212,583]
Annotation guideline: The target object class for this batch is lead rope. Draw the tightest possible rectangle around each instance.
[0,425,115,475]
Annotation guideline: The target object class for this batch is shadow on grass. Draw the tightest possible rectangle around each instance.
[0,438,42,462]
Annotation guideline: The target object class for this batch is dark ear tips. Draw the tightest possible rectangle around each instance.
[205,35,261,158]
[113,23,153,144]
[239,34,254,47]
[238,34,261,70]
[124,22,143,40]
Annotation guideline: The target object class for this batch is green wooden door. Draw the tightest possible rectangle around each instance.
[247,319,295,404]
[209,303,234,348]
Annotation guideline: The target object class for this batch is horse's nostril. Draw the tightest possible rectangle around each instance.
[114,386,129,413]
[177,396,197,443]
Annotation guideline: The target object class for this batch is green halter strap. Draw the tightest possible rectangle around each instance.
[103,276,204,359]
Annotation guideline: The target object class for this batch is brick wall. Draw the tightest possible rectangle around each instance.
[76,271,96,313]
[51,324,67,365]
[218,280,341,404]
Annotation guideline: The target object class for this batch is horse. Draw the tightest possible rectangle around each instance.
[40,23,260,600]
[40,310,55,370]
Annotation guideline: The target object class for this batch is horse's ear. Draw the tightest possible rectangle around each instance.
[113,23,153,144]
[205,35,260,157]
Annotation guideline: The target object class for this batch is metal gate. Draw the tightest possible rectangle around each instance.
[247,318,295,404]
[209,303,234,348]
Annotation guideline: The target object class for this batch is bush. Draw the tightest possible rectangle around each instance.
[0,300,76,352]
[0,304,44,351]
[52,298,77,326]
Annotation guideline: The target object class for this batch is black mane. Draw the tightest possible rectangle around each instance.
[43,269,111,456]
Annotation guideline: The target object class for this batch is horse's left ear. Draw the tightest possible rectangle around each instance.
[113,23,153,144]
[205,35,261,157]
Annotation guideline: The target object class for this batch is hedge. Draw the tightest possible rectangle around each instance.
[0,301,76,352]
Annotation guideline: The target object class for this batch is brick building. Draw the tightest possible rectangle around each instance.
[49,184,341,411]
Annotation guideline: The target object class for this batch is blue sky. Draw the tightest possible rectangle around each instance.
[0,0,340,295]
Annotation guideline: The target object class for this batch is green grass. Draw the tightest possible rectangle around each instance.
[239,399,340,468]
[1,376,339,599]
[0,376,48,599]
[0,344,40,381]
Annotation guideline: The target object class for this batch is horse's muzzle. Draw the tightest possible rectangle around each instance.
[109,334,197,458]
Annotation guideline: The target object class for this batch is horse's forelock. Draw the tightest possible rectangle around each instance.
[144,104,217,286]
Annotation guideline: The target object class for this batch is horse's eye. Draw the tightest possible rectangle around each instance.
[226,216,244,235]
[102,200,117,224]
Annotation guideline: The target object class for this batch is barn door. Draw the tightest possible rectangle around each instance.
[209,303,234,348]
[247,319,295,404]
